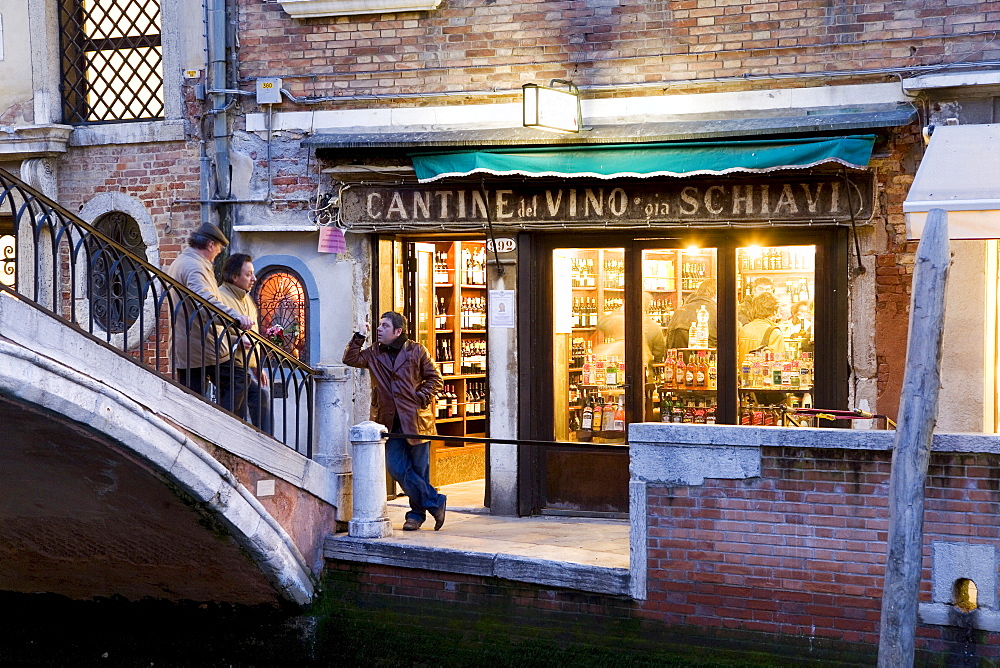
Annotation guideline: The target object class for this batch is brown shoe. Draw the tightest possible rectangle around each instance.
[430,496,447,531]
[402,518,422,531]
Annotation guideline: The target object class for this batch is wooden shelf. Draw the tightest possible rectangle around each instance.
[739,269,811,274]
[425,239,492,488]
[740,387,813,392]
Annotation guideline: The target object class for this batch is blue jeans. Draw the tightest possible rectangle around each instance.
[385,437,445,525]
[246,379,272,435]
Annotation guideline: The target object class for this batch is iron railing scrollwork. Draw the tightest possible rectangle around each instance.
[0,169,316,457]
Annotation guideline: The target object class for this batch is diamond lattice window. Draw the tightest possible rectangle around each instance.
[58,0,164,124]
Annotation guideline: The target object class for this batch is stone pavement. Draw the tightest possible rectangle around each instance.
[324,479,631,595]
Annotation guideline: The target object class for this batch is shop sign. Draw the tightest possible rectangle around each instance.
[340,175,873,226]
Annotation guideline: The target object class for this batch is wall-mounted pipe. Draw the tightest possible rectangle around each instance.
[207,0,231,238]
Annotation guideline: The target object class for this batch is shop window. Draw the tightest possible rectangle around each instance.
[735,245,815,426]
[0,215,13,288]
[545,238,828,433]
[643,248,718,425]
[253,268,309,364]
[58,0,164,124]
[554,248,628,443]
[87,211,146,333]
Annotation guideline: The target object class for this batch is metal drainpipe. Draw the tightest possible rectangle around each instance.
[207,0,231,238]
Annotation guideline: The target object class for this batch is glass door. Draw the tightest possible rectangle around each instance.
[553,247,627,444]
[735,245,816,425]
[409,242,436,351]
[642,247,719,424]
[401,239,489,490]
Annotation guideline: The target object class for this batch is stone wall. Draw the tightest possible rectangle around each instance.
[56,141,203,269]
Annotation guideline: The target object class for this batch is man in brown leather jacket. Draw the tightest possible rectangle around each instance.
[343,311,447,531]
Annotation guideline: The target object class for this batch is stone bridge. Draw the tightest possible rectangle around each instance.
[0,289,345,606]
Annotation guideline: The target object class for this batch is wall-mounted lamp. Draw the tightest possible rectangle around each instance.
[522,80,582,134]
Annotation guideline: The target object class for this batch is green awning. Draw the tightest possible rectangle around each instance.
[411,135,876,183]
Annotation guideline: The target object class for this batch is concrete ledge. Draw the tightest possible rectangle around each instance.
[919,603,1000,632]
[69,120,187,147]
[279,0,442,17]
[324,535,630,597]
[628,423,1000,455]
[629,423,896,450]
[0,124,73,157]
[631,440,760,486]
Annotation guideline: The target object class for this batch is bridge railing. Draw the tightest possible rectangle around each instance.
[0,169,315,457]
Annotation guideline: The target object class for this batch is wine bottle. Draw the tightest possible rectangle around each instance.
[663,351,676,389]
[581,399,594,430]
[612,396,625,432]
[695,351,707,390]
[602,399,616,434]
[592,396,604,432]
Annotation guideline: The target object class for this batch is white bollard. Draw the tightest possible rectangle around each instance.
[347,421,392,538]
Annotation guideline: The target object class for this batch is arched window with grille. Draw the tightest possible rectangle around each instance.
[87,211,147,333]
[253,267,310,364]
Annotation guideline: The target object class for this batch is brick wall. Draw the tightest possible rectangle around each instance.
[57,142,202,267]
[321,560,879,664]
[870,127,922,420]
[56,142,203,370]
[234,0,1000,100]
[644,446,1000,660]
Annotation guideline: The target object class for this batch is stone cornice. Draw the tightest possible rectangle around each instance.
[0,124,73,158]
[279,0,442,18]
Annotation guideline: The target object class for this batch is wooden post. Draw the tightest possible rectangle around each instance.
[877,208,950,667]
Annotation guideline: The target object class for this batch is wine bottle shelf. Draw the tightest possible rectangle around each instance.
[430,239,490,448]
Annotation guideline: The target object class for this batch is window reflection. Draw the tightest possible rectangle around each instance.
[553,248,626,444]
[736,245,815,425]
[643,249,718,424]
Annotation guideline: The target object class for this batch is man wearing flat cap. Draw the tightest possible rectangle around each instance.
[167,222,254,415]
